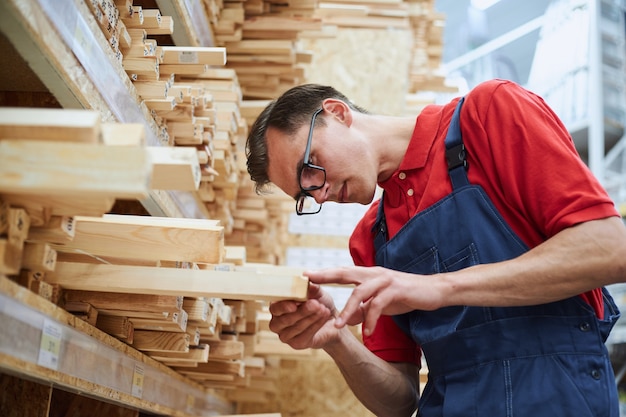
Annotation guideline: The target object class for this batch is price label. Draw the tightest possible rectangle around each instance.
[178,51,198,64]
[131,363,145,398]
[38,319,62,370]
[186,394,195,412]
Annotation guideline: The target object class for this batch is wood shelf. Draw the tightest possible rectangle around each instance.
[0,276,234,416]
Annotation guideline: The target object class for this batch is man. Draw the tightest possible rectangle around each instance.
[245,79,626,416]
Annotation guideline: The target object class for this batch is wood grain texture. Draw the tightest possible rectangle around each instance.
[47,262,309,301]
[53,214,223,264]
[0,140,151,199]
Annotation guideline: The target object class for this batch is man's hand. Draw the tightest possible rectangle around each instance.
[305,266,444,336]
[269,283,345,350]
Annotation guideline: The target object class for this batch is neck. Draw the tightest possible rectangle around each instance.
[368,115,417,183]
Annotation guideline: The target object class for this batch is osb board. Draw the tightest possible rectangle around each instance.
[239,359,375,417]
[0,373,52,417]
[300,27,413,116]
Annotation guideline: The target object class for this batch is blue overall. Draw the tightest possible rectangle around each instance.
[372,97,621,416]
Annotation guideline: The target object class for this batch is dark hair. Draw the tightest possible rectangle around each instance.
[245,84,368,194]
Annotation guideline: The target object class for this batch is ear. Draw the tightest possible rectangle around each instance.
[321,98,353,127]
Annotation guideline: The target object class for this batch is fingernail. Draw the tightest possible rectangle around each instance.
[335,317,344,327]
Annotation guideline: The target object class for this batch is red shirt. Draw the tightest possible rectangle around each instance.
[349,79,619,365]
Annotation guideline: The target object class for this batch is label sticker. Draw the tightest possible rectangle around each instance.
[178,51,198,64]
[38,319,62,370]
[131,363,145,398]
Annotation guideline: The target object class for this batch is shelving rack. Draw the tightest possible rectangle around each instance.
[0,0,208,219]
[0,276,233,416]
[0,0,238,415]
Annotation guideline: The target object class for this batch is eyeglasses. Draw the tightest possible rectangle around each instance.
[296,108,326,215]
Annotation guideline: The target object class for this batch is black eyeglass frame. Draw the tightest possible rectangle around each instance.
[295,108,326,215]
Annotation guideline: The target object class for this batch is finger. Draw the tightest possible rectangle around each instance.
[334,281,378,328]
[281,314,328,348]
[269,300,300,316]
[362,296,385,337]
[276,301,332,347]
[305,267,363,286]
[269,299,326,332]
[307,282,324,299]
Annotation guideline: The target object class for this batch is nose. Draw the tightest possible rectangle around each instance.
[308,185,328,204]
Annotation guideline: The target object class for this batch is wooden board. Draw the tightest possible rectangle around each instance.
[47,262,309,301]
[0,107,101,143]
[0,140,151,199]
[160,46,227,65]
[147,146,201,191]
[52,214,224,264]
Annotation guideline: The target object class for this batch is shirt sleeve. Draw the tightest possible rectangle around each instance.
[349,199,422,365]
[464,79,618,240]
[464,80,618,318]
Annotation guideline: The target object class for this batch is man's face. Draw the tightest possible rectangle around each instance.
[265,106,377,210]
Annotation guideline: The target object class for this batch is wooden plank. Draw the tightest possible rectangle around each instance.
[122,57,159,79]
[160,46,227,65]
[100,123,145,146]
[0,206,30,274]
[0,140,151,199]
[143,97,177,111]
[183,297,209,322]
[149,344,210,363]
[1,193,115,219]
[147,146,201,191]
[21,241,57,272]
[0,199,8,235]
[133,80,169,99]
[223,40,293,55]
[63,290,183,313]
[176,358,245,376]
[132,330,189,353]
[224,246,246,265]
[96,314,134,340]
[0,107,101,143]
[7,207,30,241]
[242,16,322,32]
[51,214,224,264]
[47,262,309,302]
[27,216,75,244]
[159,63,209,75]
[130,309,188,332]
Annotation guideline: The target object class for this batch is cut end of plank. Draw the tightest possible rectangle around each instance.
[291,274,309,302]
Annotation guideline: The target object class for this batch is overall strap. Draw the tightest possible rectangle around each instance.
[445,96,469,189]
[372,96,468,250]
[372,196,388,252]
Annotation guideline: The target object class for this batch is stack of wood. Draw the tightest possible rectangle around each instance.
[80,0,297,266]
[173,69,248,234]
[87,0,252,234]
[314,0,411,29]
[209,0,321,99]
[0,101,303,413]
[406,0,457,94]
[226,98,297,265]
